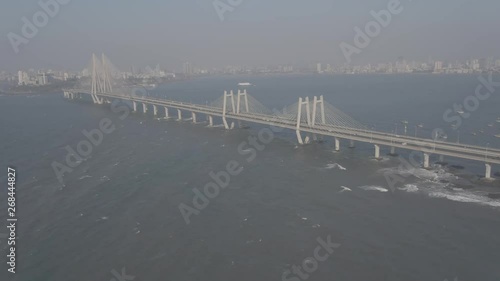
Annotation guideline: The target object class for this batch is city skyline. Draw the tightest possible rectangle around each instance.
[1,0,500,71]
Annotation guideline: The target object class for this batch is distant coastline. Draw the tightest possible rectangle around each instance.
[0,80,76,95]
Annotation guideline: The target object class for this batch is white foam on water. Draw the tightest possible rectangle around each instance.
[383,164,500,208]
[359,185,389,192]
[429,190,500,208]
[378,166,457,183]
[325,163,347,171]
[78,175,92,180]
[398,184,419,193]
[339,186,352,193]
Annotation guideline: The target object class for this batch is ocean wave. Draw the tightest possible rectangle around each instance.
[429,191,500,208]
[398,184,419,193]
[378,166,457,183]
[325,163,347,171]
[359,185,389,192]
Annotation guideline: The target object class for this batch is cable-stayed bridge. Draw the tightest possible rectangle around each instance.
[64,54,500,179]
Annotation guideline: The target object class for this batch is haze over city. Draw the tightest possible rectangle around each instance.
[1,0,500,71]
[2,1,500,281]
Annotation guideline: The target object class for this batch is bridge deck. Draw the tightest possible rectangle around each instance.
[70,91,500,166]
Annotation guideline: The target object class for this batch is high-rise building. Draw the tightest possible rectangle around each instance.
[18,71,24,85]
[183,62,192,75]
[316,63,323,73]
[434,61,443,72]
[37,73,47,85]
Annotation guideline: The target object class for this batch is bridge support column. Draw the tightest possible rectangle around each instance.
[374,145,380,159]
[191,112,197,123]
[177,109,182,121]
[439,155,444,163]
[208,115,213,127]
[295,131,304,145]
[95,95,103,104]
[334,138,340,152]
[133,101,137,112]
[153,105,158,116]
[423,153,430,169]
[222,90,234,130]
[390,147,395,155]
[485,164,492,180]
[349,140,355,148]
[164,107,169,118]
[142,103,147,113]
[295,97,308,145]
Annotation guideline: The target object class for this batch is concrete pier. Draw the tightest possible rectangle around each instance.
[153,105,158,116]
[390,147,396,155]
[191,112,197,123]
[485,164,492,179]
[142,103,147,113]
[423,153,430,168]
[349,140,355,148]
[374,145,380,159]
[208,115,213,127]
[295,131,304,145]
[334,138,340,152]
[177,109,182,121]
[164,107,169,118]
[133,101,137,112]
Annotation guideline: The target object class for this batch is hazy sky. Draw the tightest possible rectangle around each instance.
[1,0,499,71]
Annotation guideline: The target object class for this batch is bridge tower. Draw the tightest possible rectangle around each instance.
[222,90,236,129]
[90,53,113,104]
[296,97,312,145]
[235,89,249,128]
[101,53,113,93]
[91,53,103,104]
[311,95,326,144]
[236,89,249,114]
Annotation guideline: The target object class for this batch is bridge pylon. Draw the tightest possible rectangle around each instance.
[311,95,326,142]
[222,90,236,129]
[236,89,249,114]
[90,53,112,104]
[296,97,312,144]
